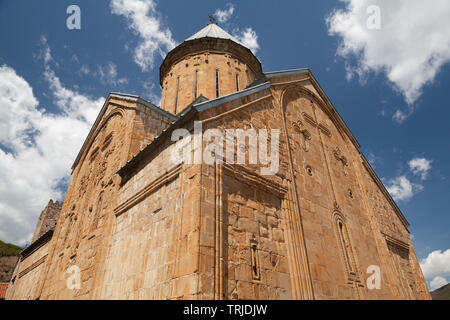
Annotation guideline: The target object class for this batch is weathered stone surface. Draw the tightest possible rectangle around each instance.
[7,23,430,300]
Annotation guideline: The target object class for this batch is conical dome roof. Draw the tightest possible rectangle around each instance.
[185,23,243,47]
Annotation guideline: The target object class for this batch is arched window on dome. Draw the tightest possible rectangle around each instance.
[194,70,198,98]
[215,69,220,98]
[174,76,180,114]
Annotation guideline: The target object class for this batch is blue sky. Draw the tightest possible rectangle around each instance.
[0,0,449,290]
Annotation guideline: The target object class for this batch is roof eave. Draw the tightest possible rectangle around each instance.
[116,81,271,179]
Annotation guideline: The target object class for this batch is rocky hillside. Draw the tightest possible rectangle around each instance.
[431,283,450,300]
[0,240,22,282]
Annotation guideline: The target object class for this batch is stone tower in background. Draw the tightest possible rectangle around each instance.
[31,200,62,243]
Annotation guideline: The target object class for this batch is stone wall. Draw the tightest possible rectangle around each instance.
[27,96,173,300]
[6,70,429,300]
[101,74,429,300]
[103,168,186,299]
[7,242,49,300]
[358,159,430,299]
[108,132,202,299]
[191,73,430,300]
[222,170,292,299]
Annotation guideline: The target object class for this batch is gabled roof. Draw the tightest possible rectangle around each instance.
[246,74,269,89]
[185,23,243,46]
[264,68,360,149]
[20,228,54,259]
[71,93,177,170]
[262,68,409,228]
[117,81,272,181]
[180,94,210,114]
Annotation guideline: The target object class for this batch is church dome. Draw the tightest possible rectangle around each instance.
[159,22,262,114]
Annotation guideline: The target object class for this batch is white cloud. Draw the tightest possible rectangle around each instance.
[385,157,432,202]
[0,42,103,246]
[41,36,52,64]
[214,3,235,23]
[366,151,380,168]
[142,81,161,106]
[44,67,102,125]
[420,249,450,289]
[234,27,260,54]
[386,175,423,202]
[326,0,450,110]
[0,67,40,153]
[72,54,80,64]
[212,3,260,54]
[409,158,432,180]
[392,109,410,124]
[80,65,90,75]
[110,0,176,71]
[429,276,449,291]
[96,61,128,87]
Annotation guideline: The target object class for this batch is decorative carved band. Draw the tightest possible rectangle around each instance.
[202,94,272,124]
[18,254,48,279]
[269,78,311,88]
[114,164,183,217]
[222,163,287,196]
[382,232,410,252]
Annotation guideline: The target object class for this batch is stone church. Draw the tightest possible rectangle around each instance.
[6,22,430,300]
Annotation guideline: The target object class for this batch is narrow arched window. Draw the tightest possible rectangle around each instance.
[338,221,353,272]
[174,76,180,114]
[194,70,198,98]
[334,214,357,275]
[236,74,240,92]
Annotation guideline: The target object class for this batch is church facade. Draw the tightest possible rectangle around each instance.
[7,22,430,300]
